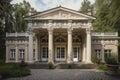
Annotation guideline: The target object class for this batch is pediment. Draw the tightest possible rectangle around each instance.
[27,6,95,20]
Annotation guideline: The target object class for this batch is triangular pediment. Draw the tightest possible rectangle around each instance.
[26,6,95,20]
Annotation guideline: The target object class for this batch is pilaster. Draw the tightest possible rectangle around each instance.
[15,44,18,62]
[6,44,9,63]
[28,32,34,63]
[101,43,105,63]
[25,44,28,62]
[35,35,38,61]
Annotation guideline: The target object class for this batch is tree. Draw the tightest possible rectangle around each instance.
[0,0,13,59]
[13,0,31,32]
[80,0,94,15]
[93,0,115,32]
[93,0,120,61]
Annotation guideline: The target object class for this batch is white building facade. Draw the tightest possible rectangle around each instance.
[6,6,119,63]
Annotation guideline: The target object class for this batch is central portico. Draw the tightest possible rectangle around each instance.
[25,6,95,63]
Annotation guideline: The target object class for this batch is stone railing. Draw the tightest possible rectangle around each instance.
[6,33,29,37]
[92,32,118,36]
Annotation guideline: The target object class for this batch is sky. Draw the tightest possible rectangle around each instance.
[11,0,95,11]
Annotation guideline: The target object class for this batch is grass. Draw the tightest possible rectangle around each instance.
[0,63,30,79]
[97,64,108,71]
[97,64,120,73]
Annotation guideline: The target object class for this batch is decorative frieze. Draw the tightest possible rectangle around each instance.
[31,22,89,29]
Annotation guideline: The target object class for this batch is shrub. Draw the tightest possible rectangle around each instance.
[20,60,27,68]
[0,60,5,65]
[48,62,54,69]
[106,56,119,65]
[0,64,30,79]
[68,64,72,69]
[97,64,108,71]
[92,54,101,64]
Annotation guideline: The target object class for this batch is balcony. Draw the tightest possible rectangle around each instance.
[6,33,29,37]
[92,32,118,37]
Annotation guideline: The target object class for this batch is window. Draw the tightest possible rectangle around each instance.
[73,36,81,42]
[10,49,15,60]
[56,47,65,58]
[56,37,65,42]
[42,47,48,58]
[95,49,101,59]
[104,49,112,61]
[19,49,25,60]
[41,35,48,43]
[73,47,79,58]
[33,49,35,60]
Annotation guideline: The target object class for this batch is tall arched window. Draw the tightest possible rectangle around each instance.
[41,35,48,43]
[56,37,65,42]
[73,36,81,42]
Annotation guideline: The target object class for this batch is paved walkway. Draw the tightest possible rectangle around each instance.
[5,69,120,80]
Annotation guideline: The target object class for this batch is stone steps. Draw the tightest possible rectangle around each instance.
[27,62,95,69]
[27,64,49,69]
[55,63,94,69]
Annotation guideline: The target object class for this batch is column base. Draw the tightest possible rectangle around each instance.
[67,60,72,64]
[27,61,34,63]
[85,60,92,64]
[48,60,54,63]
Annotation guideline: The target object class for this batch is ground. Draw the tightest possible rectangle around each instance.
[5,69,120,80]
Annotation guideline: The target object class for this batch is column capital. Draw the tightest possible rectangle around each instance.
[48,28,53,34]
[67,28,73,34]
[86,28,91,34]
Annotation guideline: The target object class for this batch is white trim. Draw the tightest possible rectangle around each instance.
[55,46,66,61]
[73,46,80,62]
[41,46,48,61]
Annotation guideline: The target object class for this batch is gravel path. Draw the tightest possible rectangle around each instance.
[5,69,120,80]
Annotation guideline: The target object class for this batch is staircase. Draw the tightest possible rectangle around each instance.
[55,62,95,69]
[27,62,95,69]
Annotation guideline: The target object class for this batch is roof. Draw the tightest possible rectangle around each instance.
[25,6,95,20]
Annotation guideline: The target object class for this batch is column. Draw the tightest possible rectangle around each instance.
[101,42,105,63]
[15,44,18,62]
[82,38,86,62]
[35,35,38,61]
[67,28,72,63]
[48,29,53,63]
[86,28,92,63]
[6,45,9,63]
[25,44,28,62]
[28,33,33,63]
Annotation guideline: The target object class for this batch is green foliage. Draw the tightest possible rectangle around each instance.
[0,64,30,78]
[13,0,31,32]
[48,62,54,69]
[80,0,94,15]
[92,54,101,64]
[68,64,72,69]
[97,64,108,71]
[93,0,120,33]
[106,56,119,65]
[0,0,13,60]
[20,60,28,68]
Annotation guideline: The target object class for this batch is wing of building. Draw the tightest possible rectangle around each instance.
[5,6,119,63]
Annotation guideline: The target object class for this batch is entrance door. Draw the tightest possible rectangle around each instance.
[41,47,48,61]
[56,46,65,61]
[73,47,79,61]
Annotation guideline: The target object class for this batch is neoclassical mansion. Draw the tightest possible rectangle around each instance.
[6,6,119,63]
